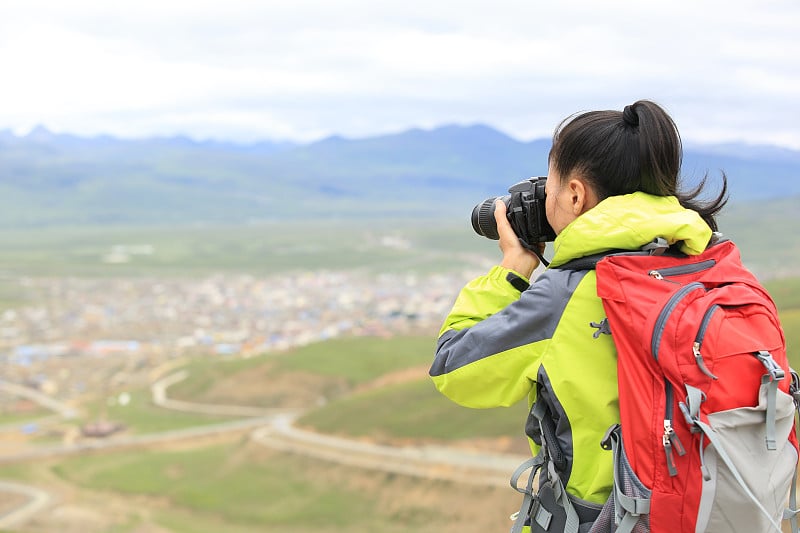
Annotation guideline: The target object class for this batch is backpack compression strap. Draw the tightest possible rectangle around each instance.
[509,454,545,533]
[508,454,581,533]
[508,403,582,533]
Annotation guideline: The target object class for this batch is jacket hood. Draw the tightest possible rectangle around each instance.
[549,192,713,268]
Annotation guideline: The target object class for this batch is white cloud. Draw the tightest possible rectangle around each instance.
[0,0,798,147]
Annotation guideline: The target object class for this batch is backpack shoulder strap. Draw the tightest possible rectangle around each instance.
[556,237,676,272]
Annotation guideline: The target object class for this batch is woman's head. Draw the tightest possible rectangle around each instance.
[546,99,727,232]
[549,100,681,201]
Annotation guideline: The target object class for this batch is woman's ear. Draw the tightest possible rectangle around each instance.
[566,178,599,216]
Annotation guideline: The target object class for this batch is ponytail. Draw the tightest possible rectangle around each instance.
[549,99,728,231]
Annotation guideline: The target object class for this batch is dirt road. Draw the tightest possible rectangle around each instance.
[0,369,529,529]
[152,371,527,487]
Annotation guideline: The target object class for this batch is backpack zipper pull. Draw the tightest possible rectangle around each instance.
[662,419,685,476]
[649,270,680,284]
[693,342,719,380]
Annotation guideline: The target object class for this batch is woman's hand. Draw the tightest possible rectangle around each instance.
[494,200,543,279]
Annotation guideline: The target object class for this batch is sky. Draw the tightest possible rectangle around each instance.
[0,0,798,148]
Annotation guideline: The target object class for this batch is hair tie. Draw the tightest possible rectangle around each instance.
[622,105,639,127]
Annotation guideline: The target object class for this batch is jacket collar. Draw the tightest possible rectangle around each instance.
[548,192,713,268]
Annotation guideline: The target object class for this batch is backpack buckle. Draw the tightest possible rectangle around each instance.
[600,424,620,450]
[754,351,785,451]
[755,351,785,381]
[641,237,669,255]
[679,385,707,433]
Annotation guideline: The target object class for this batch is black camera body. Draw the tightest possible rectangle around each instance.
[471,177,556,249]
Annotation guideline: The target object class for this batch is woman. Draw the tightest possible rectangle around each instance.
[429,100,727,531]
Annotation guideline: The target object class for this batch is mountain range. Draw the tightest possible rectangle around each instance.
[1,124,798,228]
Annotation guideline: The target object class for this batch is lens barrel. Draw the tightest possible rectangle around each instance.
[471,197,503,240]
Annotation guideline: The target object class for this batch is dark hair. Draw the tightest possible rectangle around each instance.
[548,99,728,231]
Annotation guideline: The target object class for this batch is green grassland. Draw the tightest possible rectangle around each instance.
[272,336,434,384]
[0,198,794,281]
[169,336,436,407]
[166,335,531,448]
[170,296,800,443]
[49,441,412,532]
[166,355,277,405]
[765,277,800,312]
[81,387,234,434]
[0,279,32,310]
[764,278,800,369]
[0,435,512,533]
[0,408,50,426]
[3,310,800,532]
[8,313,798,531]
[299,378,528,443]
[0,209,798,532]
[720,198,800,279]
[0,219,487,280]
[780,309,800,370]
[0,335,521,531]
[159,304,800,446]
[168,335,528,446]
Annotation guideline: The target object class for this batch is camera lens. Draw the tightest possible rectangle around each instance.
[471,197,502,240]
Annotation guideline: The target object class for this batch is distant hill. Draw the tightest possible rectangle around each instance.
[0,124,798,228]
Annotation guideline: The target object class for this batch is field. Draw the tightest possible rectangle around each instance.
[0,203,794,280]
[167,336,530,451]
[1,217,800,532]
[82,387,234,434]
[3,429,516,533]
[5,311,800,532]
[50,436,521,533]
[765,278,800,369]
[0,219,491,281]
[0,334,524,532]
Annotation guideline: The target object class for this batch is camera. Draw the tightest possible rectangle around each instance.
[471,177,556,248]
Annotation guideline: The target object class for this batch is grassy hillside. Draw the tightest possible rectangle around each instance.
[169,336,437,409]
[0,199,796,532]
[82,387,233,434]
[3,437,511,533]
[170,278,800,447]
[167,335,529,451]
[298,379,528,445]
[4,300,800,532]
[167,295,800,449]
[0,335,522,532]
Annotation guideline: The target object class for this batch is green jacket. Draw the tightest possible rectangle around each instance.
[430,192,712,504]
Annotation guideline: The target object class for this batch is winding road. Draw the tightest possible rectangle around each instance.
[152,370,526,487]
[0,369,528,529]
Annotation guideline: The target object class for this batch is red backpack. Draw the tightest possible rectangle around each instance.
[585,238,799,532]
